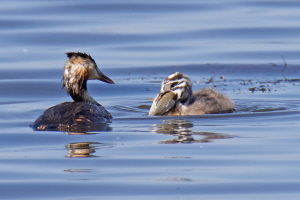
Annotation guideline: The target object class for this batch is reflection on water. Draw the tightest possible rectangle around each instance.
[66,142,113,158]
[66,142,98,158]
[152,119,232,144]
[32,123,112,133]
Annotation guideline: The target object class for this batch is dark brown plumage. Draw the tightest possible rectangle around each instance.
[33,102,112,131]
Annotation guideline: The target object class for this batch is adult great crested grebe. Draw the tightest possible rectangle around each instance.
[32,52,114,131]
[149,72,234,116]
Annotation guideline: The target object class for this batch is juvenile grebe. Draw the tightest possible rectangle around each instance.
[32,52,114,131]
[149,72,234,116]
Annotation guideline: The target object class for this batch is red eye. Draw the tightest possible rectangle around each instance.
[164,79,170,84]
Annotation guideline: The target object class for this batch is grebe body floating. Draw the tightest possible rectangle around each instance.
[149,72,234,116]
[32,52,114,131]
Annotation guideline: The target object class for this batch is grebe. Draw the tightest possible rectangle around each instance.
[149,72,234,116]
[32,52,114,131]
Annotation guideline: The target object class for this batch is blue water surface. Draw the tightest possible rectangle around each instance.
[0,0,300,199]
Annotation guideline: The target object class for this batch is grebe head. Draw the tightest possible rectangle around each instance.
[149,72,193,116]
[63,52,114,102]
[65,52,114,84]
[161,72,192,102]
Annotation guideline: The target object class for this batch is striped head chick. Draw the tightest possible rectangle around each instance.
[149,72,192,116]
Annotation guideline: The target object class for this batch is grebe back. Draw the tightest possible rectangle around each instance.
[32,52,114,131]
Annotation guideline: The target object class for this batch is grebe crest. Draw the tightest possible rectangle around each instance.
[32,52,114,132]
[149,72,234,116]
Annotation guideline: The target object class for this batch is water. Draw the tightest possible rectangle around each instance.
[1,0,300,199]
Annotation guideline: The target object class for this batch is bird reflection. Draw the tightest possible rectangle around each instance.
[151,119,232,143]
[66,142,113,157]
[61,123,112,134]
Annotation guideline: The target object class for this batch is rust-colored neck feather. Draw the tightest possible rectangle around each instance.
[63,57,98,104]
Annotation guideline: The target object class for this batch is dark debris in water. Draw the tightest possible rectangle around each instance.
[248,85,271,93]
[239,78,300,93]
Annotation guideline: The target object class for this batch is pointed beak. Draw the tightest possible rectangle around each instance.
[149,91,176,116]
[96,68,114,84]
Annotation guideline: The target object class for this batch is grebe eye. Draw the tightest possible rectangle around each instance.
[164,79,170,84]
[171,82,177,88]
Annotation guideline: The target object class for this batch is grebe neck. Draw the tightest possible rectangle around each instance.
[63,70,99,105]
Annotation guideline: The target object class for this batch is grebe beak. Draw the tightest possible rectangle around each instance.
[96,67,114,84]
[149,91,176,116]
